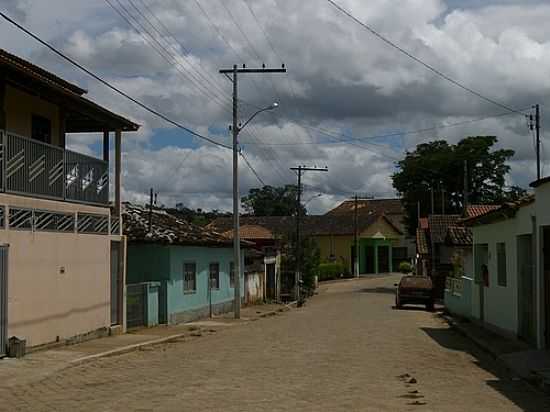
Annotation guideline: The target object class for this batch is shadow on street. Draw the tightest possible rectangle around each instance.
[421,326,550,412]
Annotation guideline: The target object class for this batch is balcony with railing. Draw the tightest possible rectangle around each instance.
[0,130,109,206]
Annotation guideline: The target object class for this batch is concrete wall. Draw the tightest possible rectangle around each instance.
[534,181,550,348]
[5,85,61,146]
[0,193,116,347]
[472,204,533,337]
[444,276,473,319]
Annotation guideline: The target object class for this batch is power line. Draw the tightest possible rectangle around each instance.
[242,108,529,147]
[218,0,262,63]
[240,150,266,186]
[325,0,525,115]
[0,11,231,149]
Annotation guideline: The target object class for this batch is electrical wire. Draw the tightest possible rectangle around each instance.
[240,150,266,186]
[0,11,231,149]
[325,0,525,115]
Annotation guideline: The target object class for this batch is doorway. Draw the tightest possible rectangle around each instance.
[110,241,123,326]
[0,245,7,356]
[517,234,535,345]
[377,246,390,273]
[474,244,489,322]
[266,263,276,300]
[543,228,550,347]
[365,246,375,274]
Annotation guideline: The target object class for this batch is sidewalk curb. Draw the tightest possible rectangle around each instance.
[440,313,499,361]
[68,304,296,367]
[68,333,188,368]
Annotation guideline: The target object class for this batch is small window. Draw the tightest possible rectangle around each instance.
[209,263,220,290]
[31,114,52,144]
[497,242,507,287]
[229,262,235,288]
[183,262,196,293]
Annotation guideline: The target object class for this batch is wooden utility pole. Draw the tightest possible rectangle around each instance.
[290,165,328,301]
[463,160,469,216]
[354,194,359,277]
[148,187,153,233]
[219,64,286,319]
[536,104,541,180]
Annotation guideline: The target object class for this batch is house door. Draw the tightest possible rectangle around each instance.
[266,263,276,300]
[0,245,8,356]
[110,241,122,326]
[543,228,550,347]
[474,244,489,322]
[517,235,536,345]
[377,246,390,273]
[365,246,375,274]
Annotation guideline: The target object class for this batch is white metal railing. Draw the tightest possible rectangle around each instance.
[0,131,109,205]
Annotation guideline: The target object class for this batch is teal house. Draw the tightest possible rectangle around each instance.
[124,204,245,325]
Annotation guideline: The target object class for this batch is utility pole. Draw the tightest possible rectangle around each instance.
[219,64,286,319]
[148,187,153,233]
[430,184,434,215]
[290,165,328,301]
[354,194,359,278]
[441,188,445,215]
[463,160,469,216]
[536,104,541,180]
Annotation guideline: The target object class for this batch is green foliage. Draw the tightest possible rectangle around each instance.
[392,136,517,235]
[318,262,346,281]
[279,236,320,292]
[398,261,413,274]
[241,185,306,216]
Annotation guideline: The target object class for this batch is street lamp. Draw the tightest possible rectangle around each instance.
[231,101,279,319]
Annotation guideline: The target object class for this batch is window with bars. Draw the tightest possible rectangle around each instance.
[209,263,220,290]
[229,262,235,288]
[183,262,196,293]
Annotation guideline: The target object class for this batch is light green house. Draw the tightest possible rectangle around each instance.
[124,204,245,325]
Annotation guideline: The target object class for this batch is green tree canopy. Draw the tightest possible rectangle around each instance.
[392,136,522,235]
[242,185,306,216]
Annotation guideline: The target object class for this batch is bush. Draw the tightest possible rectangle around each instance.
[318,262,346,281]
[398,261,413,274]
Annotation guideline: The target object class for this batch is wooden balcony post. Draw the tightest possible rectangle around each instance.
[115,129,122,234]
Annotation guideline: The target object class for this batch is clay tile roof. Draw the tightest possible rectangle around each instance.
[416,228,429,254]
[428,215,461,244]
[325,198,404,216]
[465,204,500,218]
[0,48,87,95]
[223,224,274,240]
[462,195,535,226]
[419,217,429,230]
[123,203,239,247]
[446,225,473,246]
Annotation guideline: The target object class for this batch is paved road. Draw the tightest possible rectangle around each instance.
[2,274,550,411]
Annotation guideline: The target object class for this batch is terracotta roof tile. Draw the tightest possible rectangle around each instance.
[446,225,472,246]
[428,215,461,243]
[465,204,500,218]
[222,224,274,240]
[416,229,429,254]
[123,203,237,247]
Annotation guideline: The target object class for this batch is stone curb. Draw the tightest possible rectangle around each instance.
[68,304,296,367]
[68,332,188,367]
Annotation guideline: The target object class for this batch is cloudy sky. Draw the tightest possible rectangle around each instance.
[1,0,549,213]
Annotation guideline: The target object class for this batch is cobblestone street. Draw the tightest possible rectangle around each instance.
[2,274,550,411]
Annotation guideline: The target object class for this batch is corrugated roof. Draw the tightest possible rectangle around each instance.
[428,215,461,244]
[416,228,429,255]
[123,203,237,247]
[446,225,473,246]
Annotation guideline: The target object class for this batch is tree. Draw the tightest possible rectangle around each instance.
[392,136,517,235]
[241,185,306,216]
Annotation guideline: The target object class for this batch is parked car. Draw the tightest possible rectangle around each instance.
[395,276,434,311]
